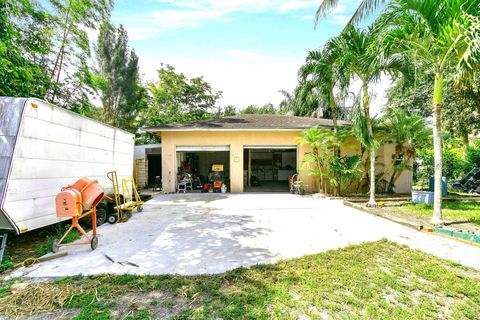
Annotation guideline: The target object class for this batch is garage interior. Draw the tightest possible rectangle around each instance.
[176,147,230,192]
[244,147,297,192]
[147,153,162,186]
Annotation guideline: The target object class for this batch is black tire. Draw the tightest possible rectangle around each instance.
[124,210,132,219]
[91,236,98,250]
[107,214,118,224]
[52,239,60,253]
[137,205,143,213]
[96,204,108,226]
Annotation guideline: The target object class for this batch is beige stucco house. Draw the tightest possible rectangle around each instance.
[144,114,412,194]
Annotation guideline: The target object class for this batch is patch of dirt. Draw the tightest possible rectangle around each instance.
[112,290,204,319]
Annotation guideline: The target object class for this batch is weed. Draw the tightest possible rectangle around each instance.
[125,309,153,320]
[0,250,13,272]
[35,224,80,257]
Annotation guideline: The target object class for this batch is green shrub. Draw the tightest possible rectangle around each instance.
[415,148,466,184]
[0,250,13,273]
[466,139,480,170]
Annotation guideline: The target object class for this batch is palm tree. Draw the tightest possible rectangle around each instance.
[298,127,340,194]
[333,25,412,206]
[382,109,431,192]
[298,45,348,195]
[316,0,387,27]
[382,0,480,223]
[298,46,344,136]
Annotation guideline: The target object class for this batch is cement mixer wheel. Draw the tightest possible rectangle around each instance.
[96,204,108,226]
[52,239,60,253]
[91,236,98,250]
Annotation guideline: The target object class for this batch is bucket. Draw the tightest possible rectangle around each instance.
[69,177,104,210]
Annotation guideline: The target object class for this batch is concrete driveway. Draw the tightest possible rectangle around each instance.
[12,193,480,278]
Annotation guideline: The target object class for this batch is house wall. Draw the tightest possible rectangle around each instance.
[159,130,412,194]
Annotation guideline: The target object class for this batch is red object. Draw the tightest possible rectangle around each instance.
[55,189,82,217]
[213,181,222,189]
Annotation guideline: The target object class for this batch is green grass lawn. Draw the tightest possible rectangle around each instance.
[2,240,480,319]
[384,202,480,226]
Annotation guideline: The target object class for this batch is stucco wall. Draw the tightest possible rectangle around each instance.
[159,130,412,194]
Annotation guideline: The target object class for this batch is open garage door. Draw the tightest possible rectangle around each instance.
[176,145,230,152]
[244,146,297,192]
[176,145,230,192]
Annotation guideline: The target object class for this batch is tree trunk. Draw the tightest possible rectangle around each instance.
[363,84,377,207]
[329,91,339,196]
[45,6,72,101]
[51,47,66,103]
[462,131,469,161]
[431,73,444,225]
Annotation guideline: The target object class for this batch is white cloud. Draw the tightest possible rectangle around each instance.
[277,0,320,13]
[114,0,327,39]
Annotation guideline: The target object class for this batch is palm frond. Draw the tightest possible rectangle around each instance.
[315,0,387,28]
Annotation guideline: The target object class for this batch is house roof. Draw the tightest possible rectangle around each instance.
[143,114,350,132]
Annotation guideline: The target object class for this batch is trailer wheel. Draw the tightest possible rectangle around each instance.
[96,204,108,226]
[107,214,118,224]
[124,210,132,219]
[137,205,143,213]
[91,236,98,250]
[52,239,60,253]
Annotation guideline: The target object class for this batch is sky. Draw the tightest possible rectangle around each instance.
[110,0,388,112]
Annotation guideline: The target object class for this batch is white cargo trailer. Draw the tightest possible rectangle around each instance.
[0,97,135,237]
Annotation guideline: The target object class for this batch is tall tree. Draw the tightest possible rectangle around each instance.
[333,25,412,206]
[0,0,52,97]
[44,0,113,104]
[298,46,348,194]
[94,22,147,131]
[139,64,222,128]
[382,0,480,224]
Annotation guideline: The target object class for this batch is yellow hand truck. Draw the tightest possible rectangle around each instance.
[107,171,144,223]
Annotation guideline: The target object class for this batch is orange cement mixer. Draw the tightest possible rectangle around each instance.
[53,178,104,252]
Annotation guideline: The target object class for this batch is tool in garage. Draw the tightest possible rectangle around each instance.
[53,177,104,252]
[211,164,225,193]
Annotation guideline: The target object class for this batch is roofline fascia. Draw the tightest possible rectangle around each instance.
[142,126,341,133]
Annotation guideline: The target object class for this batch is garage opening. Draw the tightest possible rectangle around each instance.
[243,146,297,192]
[147,154,161,186]
[176,145,230,192]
